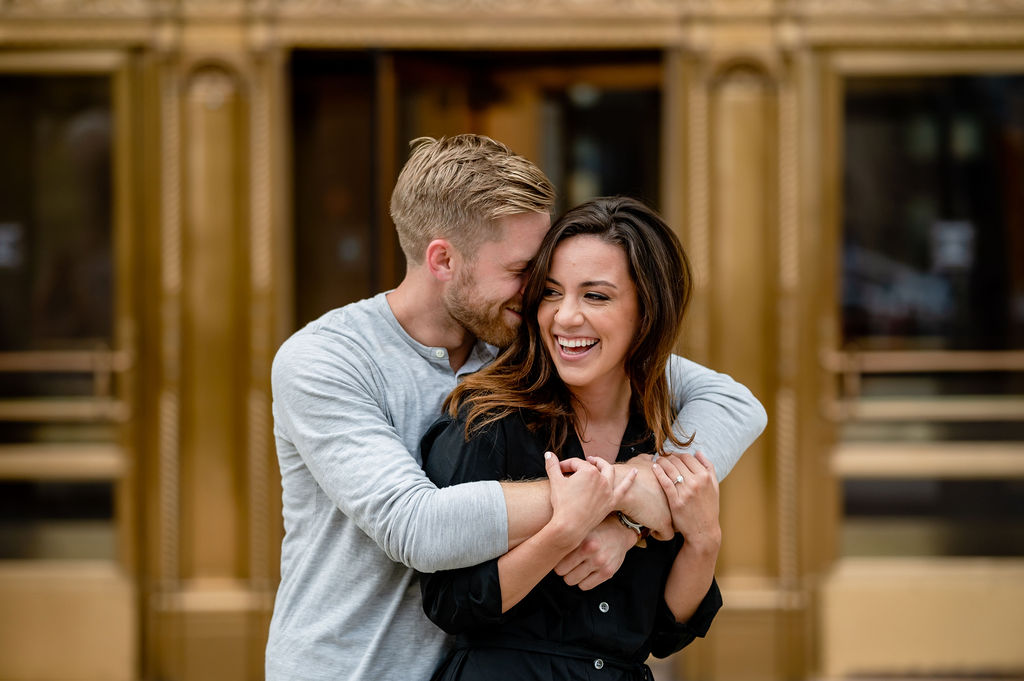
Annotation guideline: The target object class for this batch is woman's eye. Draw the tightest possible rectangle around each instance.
[542,288,561,299]
[585,292,610,301]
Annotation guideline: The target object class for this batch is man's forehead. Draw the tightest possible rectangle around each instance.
[462,211,548,269]
[476,240,534,270]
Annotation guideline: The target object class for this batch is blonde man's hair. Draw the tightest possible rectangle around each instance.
[389,135,556,264]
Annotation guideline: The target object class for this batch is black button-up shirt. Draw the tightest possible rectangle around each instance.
[419,409,722,681]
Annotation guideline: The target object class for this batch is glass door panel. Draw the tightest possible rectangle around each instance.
[0,58,137,681]
[290,53,379,327]
[842,75,1024,353]
[0,75,114,353]
[0,73,122,557]
[836,74,1024,559]
[394,51,663,214]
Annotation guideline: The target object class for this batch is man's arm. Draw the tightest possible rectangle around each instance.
[276,329,615,574]
[501,480,553,548]
[611,357,766,538]
[273,333,514,573]
[664,354,767,480]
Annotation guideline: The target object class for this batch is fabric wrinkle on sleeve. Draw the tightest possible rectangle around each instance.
[420,557,505,635]
[648,577,723,658]
[662,354,768,481]
[271,333,507,573]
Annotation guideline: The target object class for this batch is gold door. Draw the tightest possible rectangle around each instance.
[816,52,1024,677]
[0,52,140,681]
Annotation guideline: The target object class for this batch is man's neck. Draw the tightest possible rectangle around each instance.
[386,272,476,371]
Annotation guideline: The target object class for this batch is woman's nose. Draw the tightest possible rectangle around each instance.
[554,300,582,326]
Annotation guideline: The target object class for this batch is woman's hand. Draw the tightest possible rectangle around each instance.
[493,454,636,613]
[544,453,636,550]
[652,453,721,553]
[655,453,721,622]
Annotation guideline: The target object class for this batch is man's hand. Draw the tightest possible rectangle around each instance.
[614,454,674,540]
[553,514,637,590]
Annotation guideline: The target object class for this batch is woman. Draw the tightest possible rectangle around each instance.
[419,196,722,681]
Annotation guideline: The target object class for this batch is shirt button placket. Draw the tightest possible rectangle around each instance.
[594,602,610,672]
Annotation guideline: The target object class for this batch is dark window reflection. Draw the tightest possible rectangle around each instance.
[843,76,1024,350]
[291,53,378,328]
[843,478,1024,557]
[546,87,661,214]
[0,76,113,352]
[0,76,122,561]
[0,481,115,560]
[841,419,1024,443]
[394,50,661,215]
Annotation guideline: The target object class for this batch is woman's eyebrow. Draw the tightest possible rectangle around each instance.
[545,276,618,289]
[580,279,617,289]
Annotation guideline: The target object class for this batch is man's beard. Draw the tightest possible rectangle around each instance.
[446,271,520,348]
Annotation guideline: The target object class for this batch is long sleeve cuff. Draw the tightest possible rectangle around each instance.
[420,557,504,634]
[649,577,723,658]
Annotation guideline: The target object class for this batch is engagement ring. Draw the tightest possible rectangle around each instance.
[674,475,684,484]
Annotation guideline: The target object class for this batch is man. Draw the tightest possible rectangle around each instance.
[267,135,766,681]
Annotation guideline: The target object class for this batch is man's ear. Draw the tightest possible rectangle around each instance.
[425,238,458,282]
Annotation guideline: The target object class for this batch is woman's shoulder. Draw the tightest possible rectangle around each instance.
[419,408,527,486]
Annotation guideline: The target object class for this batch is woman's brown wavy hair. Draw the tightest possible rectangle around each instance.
[444,196,694,455]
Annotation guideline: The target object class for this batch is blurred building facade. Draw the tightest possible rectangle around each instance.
[1,1,1023,680]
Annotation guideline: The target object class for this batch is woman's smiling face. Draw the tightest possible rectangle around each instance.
[537,235,640,394]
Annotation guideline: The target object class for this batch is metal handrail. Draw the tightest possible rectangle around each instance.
[822,349,1024,374]
[0,350,132,373]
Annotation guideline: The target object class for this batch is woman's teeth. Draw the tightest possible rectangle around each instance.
[558,337,598,354]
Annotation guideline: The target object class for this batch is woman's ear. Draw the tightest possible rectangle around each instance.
[425,238,457,282]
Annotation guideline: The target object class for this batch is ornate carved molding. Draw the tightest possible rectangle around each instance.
[776,63,799,590]
[275,0,683,12]
[802,21,1024,47]
[159,59,183,586]
[274,21,687,48]
[187,64,238,110]
[685,65,711,365]
[1,0,151,16]
[247,51,276,588]
[179,0,247,19]
[793,0,1024,15]
[3,0,1024,19]
[4,0,1024,43]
